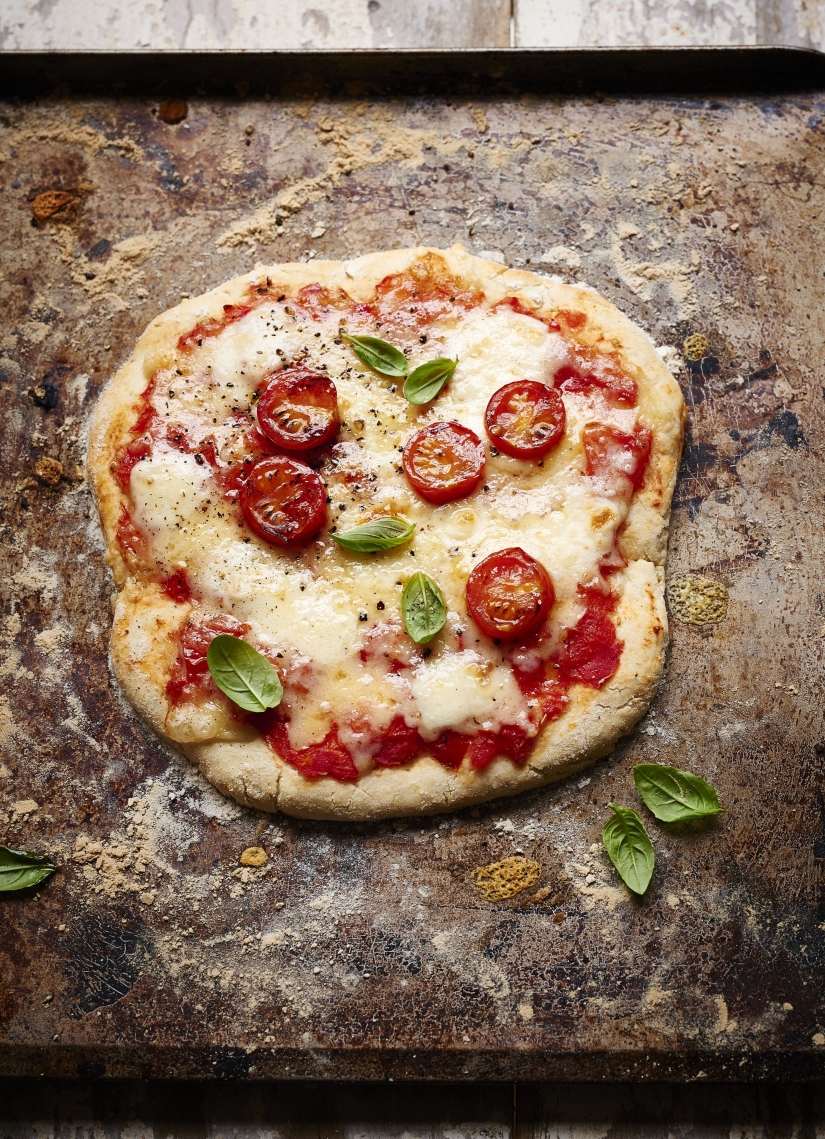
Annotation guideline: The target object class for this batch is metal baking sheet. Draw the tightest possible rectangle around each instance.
[1,51,824,1081]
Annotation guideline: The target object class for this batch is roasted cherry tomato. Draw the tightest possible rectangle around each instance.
[466,547,554,640]
[485,380,566,459]
[402,421,485,505]
[581,422,652,493]
[240,455,326,547]
[256,366,340,452]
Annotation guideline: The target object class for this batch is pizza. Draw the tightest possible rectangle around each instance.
[88,245,685,820]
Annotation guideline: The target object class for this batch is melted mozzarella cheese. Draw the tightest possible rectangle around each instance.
[410,651,529,739]
[204,539,359,668]
[140,299,641,749]
[131,450,213,560]
[431,307,570,440]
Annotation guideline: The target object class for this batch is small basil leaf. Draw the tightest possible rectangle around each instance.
[633,763,722,822]
[602,805,655,896]
[0,846,57,893]
[402,572,447,645]
[341,333,409,377]
[403,357,458,404]
[331,516,416,553]
[207,634,283,714]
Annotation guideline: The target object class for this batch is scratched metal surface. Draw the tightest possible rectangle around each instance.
[1,69,825,1081]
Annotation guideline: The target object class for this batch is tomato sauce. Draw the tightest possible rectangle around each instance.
[554,363,638,408]
[469,725,534,770]
[253,702,574,782]
[512,665,570,720]
[172,265,483,356]
[256,714,359,782]
[112,380,159,492]
[166,614,248,705]
[498,295,538,319]
[193,435,220,468]
[122,403,280,506]
[557,586,622,689]
[361,259,484,336]
[427,729,470,770]
[556,309,587,331]
[112,381,200,572]
[371,715,422,768]
[163,589,620,782]
[113,437,152,491]
[116,506,147,565]
[357,622,419,674]
[582,422,652,495]
[161,570,192,603]
[496,298,588,338]
[114,418,203,496]
[293,283,353,321]
[177,303,253,351]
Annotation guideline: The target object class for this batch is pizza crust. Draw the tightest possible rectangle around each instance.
[89,245,685,820]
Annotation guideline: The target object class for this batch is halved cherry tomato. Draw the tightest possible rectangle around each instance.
[466,547,554,640]
[256,366,340,452]
[240,456,326,547]
[485,380,566,459]
[402,421,485,504]
[582,422,652,493]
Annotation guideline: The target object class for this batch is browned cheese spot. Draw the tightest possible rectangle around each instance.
[472,855,541,901]
[667,573,728,626]
[682,333,709,362]
[31,191,75,220]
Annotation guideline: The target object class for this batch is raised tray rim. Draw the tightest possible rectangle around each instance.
[2,45,825,96]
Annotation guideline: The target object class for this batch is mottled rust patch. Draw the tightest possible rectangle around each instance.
[158,99,188,125]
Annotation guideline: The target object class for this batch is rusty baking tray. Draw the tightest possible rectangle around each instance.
[1,47,824,1082]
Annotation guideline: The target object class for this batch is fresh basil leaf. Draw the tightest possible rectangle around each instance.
[633,763,722,822]
[602,805,655,896]
[0,846,57,893]
[403,357,458,404]
[402,572,447,645]
[207,635,283,714]
[341,333,409,378]
[331,516,416,553]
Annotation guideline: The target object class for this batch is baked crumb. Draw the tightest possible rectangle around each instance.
[35,457,63,487]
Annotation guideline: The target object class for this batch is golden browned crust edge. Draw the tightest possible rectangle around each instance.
[89,245,685,820]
